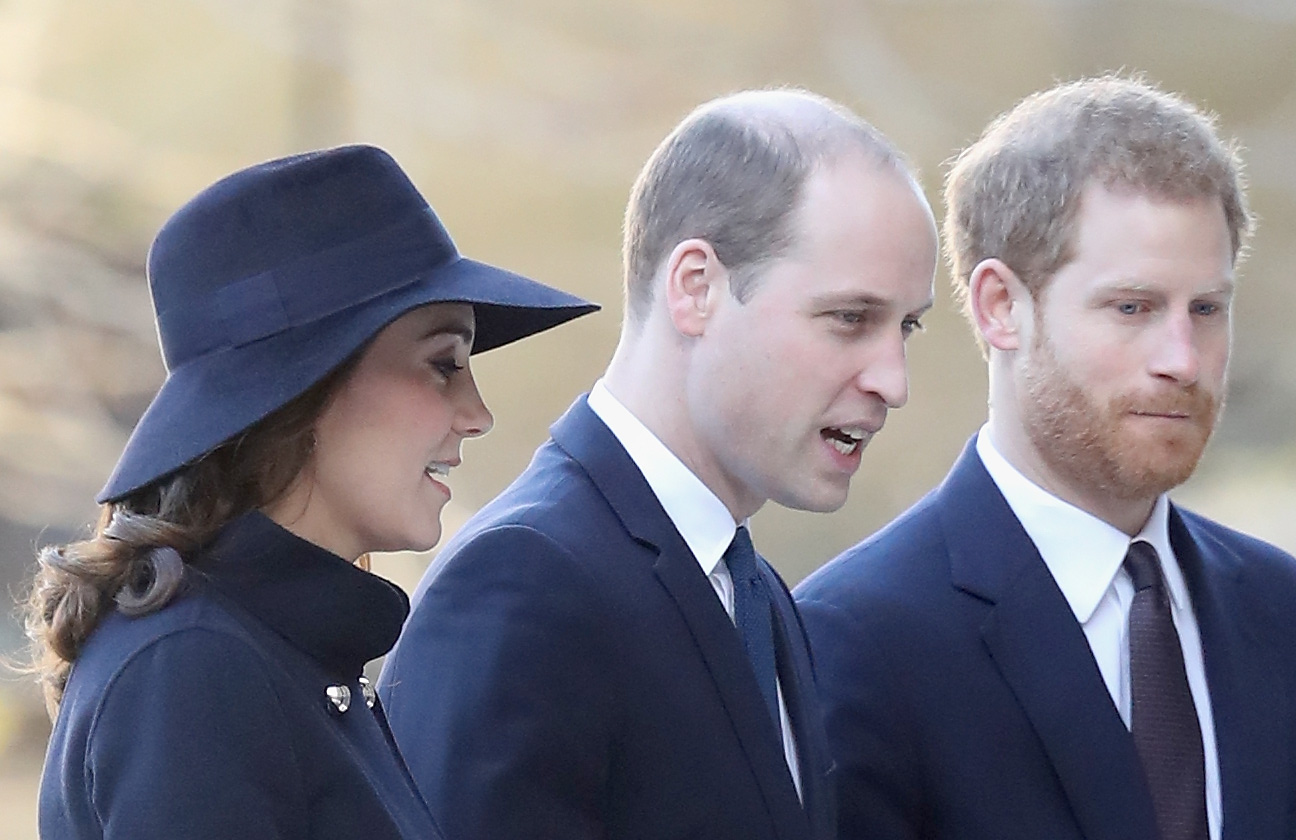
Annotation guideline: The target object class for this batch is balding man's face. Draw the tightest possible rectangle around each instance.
[683,156,938,518]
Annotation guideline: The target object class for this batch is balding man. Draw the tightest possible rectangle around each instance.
[378,89,938,840]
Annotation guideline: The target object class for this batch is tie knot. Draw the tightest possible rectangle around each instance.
[725,526,760,583]
[1124,540,1163,592]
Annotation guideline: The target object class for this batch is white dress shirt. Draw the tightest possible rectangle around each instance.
[977,427,1220,839]
[588,380,803,799]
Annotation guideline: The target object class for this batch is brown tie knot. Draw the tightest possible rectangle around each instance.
[1124,540,1162,593]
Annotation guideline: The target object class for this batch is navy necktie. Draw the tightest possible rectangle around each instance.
[725,526,781,732]
[1125,540,1208,840]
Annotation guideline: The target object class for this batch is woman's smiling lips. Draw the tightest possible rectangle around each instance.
[424,460,456,495]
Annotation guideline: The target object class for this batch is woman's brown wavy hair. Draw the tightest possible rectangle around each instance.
[23,357,359,715]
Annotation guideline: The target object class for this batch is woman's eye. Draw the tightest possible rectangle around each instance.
[431,359,465,378]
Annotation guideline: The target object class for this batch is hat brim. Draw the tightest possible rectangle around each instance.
[98,258,597,503]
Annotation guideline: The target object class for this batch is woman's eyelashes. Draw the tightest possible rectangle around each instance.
[430,357,466,379]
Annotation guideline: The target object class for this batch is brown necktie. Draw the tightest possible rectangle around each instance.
[1125,540,1208,840]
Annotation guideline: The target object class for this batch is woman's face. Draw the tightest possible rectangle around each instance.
[265,303,493,559]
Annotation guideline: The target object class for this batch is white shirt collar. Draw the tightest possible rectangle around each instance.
[976,425,1186,621]
[587,380,738,573]
[1134,494,1188,613]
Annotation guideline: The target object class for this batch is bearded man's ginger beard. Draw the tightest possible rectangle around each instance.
[1019,328,1223,503]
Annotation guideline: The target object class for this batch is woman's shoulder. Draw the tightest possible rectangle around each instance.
[42,586,314,839]
[52,589,304,785]
[63,584,280,715]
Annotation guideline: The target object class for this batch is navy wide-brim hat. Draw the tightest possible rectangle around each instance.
[99,144,598,503]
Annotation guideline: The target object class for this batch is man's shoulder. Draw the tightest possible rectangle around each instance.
[416,438,649,604]
[454,445,622,551]
[1174,504,1296,581]
[795,486,951,609]
[1172,506,1296,651]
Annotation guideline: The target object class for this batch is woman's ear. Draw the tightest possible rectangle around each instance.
[662,238,726,337]
[968,258,1032,352]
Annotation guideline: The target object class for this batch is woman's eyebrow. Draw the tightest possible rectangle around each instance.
[419,324,475,344]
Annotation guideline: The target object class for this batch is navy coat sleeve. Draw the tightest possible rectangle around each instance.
[71,628,305,838]
[796,595,924,840]
[378,524,619,840]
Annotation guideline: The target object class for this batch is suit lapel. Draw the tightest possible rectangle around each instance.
[651,550,810,840]
[942,440,1159,840]
[766,565,836,840]
[1173,510,1290,840]
[550,397,810,840]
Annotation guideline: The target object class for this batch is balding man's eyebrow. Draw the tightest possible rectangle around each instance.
[809,291,934,316]
[808,292,890,309]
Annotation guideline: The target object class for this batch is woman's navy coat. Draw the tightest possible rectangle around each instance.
[39,511,443,839]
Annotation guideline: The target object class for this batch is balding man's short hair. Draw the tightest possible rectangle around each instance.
[944,75,1251,322]
[621,89,910,323]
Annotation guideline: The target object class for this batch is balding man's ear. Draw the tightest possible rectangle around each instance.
[969,258,1032,352]
[663,238,725,337]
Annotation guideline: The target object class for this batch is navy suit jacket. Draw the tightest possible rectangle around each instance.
[795,436,1296,840]
[378,396,835,840]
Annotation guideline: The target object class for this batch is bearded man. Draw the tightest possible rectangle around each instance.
[796,75,1296,840]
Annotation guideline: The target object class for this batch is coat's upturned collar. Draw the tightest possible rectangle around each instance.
[196,511,410,679]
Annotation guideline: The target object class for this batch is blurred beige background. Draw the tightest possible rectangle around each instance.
[2,1,1295,836]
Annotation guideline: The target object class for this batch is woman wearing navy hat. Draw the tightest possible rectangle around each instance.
[24,144,597,839]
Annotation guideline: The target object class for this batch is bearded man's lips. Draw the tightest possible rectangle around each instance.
[1120,387,1216,421]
